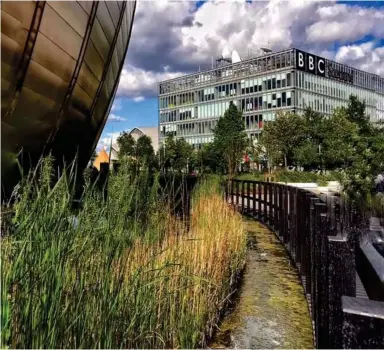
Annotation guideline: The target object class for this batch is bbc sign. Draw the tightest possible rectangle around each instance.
[296,49,325,77]
[296,49,354,84]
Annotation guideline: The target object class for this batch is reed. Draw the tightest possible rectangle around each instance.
[1,158,246,348]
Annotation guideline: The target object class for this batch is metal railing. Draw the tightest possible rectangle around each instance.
[225,179,384,349]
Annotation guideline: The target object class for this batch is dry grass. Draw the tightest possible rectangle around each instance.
[1,161,247,349]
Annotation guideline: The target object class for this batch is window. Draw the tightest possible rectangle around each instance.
[282,73,286,88]
[282,91,286,106]
[287,91,291,106]
[287,73,291,87]
[277,74,281,89]
[272,77,276,89]
[277,92,282,107]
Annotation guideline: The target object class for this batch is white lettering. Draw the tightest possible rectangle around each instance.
[318,59,325,74]
[309,56,314,71]
[298,52,304,67]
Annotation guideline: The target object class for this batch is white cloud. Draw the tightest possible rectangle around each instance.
[111,99,122,112]
[133,96,145,102]
[335,42,384,76]
[117,65,184,98]
[306,4,384,44]
[118,0,384,99]
[108,113,126,122]
[97,132,124,151]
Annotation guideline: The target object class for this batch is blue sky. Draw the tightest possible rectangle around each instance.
[98,0,384,150]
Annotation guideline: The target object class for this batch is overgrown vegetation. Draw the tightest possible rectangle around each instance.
[1,158,247,348]
[255,95,384,200]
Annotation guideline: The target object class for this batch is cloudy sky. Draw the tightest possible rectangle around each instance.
[98,0,384,150]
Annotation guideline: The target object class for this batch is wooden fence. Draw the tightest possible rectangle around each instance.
[226,179,384,349]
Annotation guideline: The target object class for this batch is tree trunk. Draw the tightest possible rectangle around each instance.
[284,153,287,169]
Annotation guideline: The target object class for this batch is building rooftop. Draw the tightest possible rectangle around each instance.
[158,47,384,95]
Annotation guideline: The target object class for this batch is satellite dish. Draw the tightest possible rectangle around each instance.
[222,45,231,59]
[232,50,241,63]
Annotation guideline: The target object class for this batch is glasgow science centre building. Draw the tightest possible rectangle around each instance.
[158,48,384,149]
[1,1,136,193]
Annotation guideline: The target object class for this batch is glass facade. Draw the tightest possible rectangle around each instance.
[159,48,384,149]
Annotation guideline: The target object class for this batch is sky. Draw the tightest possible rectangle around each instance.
[98,0,384,150]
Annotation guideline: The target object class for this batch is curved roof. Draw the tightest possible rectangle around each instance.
[1,1,137,194]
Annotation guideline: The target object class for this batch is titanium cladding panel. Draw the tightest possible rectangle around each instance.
[1,1,136,188]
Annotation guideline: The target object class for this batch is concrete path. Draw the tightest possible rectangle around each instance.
[209,220,313,349]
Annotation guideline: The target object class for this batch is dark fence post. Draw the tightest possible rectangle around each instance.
[252,181,256,217]
[295,188,303,265]
[312,202,327,347]
[328,236,356,349]
[235,180,239,207]
[307,196,320,294]
[274,183,278,231]
[268,182,273,225]
[279,185,284,240]
[283,186,289,244]
[289,186,295,254]
[247,181,251,213]
[342,296,384,348]
[241,181,245,213]
[257,182,262,219]
[263,181,267,222]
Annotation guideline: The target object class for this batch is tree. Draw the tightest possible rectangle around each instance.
[136,135,156,169]
[174,138,193,172]
[341,96,384,201]
[117,132,136,159]
[158,134,192,173]
[212,101,248,178]
[196,143,224,174]
[260,111,306,169]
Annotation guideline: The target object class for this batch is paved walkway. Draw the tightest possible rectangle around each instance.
[209,220,313,349]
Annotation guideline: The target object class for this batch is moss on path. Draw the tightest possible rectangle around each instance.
[209,220,313,349]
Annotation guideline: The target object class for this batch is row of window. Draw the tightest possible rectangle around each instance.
[159,93,294,123]
[297,71,383,108]
[244,114,263,130]
[159,50,295,94]
[159,72,293,108]
[241,92,292,111]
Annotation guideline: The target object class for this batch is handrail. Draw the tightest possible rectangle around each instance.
[226,179,384,349]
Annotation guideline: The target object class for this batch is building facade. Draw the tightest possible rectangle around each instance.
[158,48,384,149]
[1,1,136,192]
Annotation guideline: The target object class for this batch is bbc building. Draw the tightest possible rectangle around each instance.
[158,48,384,149]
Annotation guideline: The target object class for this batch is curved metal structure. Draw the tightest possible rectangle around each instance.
[1,1,136,191]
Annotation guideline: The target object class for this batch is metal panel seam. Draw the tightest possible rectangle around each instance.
[90,1,137,155]
[5,1,46,120]
[47,0,99,145]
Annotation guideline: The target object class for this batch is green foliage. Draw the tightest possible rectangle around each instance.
[261,111,306,168]
[258,94,383,201]
[196,143,225,174]
[212,101,248,177]
[159,134,193,172]
[135,135,157,171]
[117,131,136,159]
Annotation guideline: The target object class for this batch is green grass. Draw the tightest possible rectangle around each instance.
[1,157,247,348]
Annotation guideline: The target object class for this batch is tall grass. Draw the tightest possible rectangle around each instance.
[1,158,246,348]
